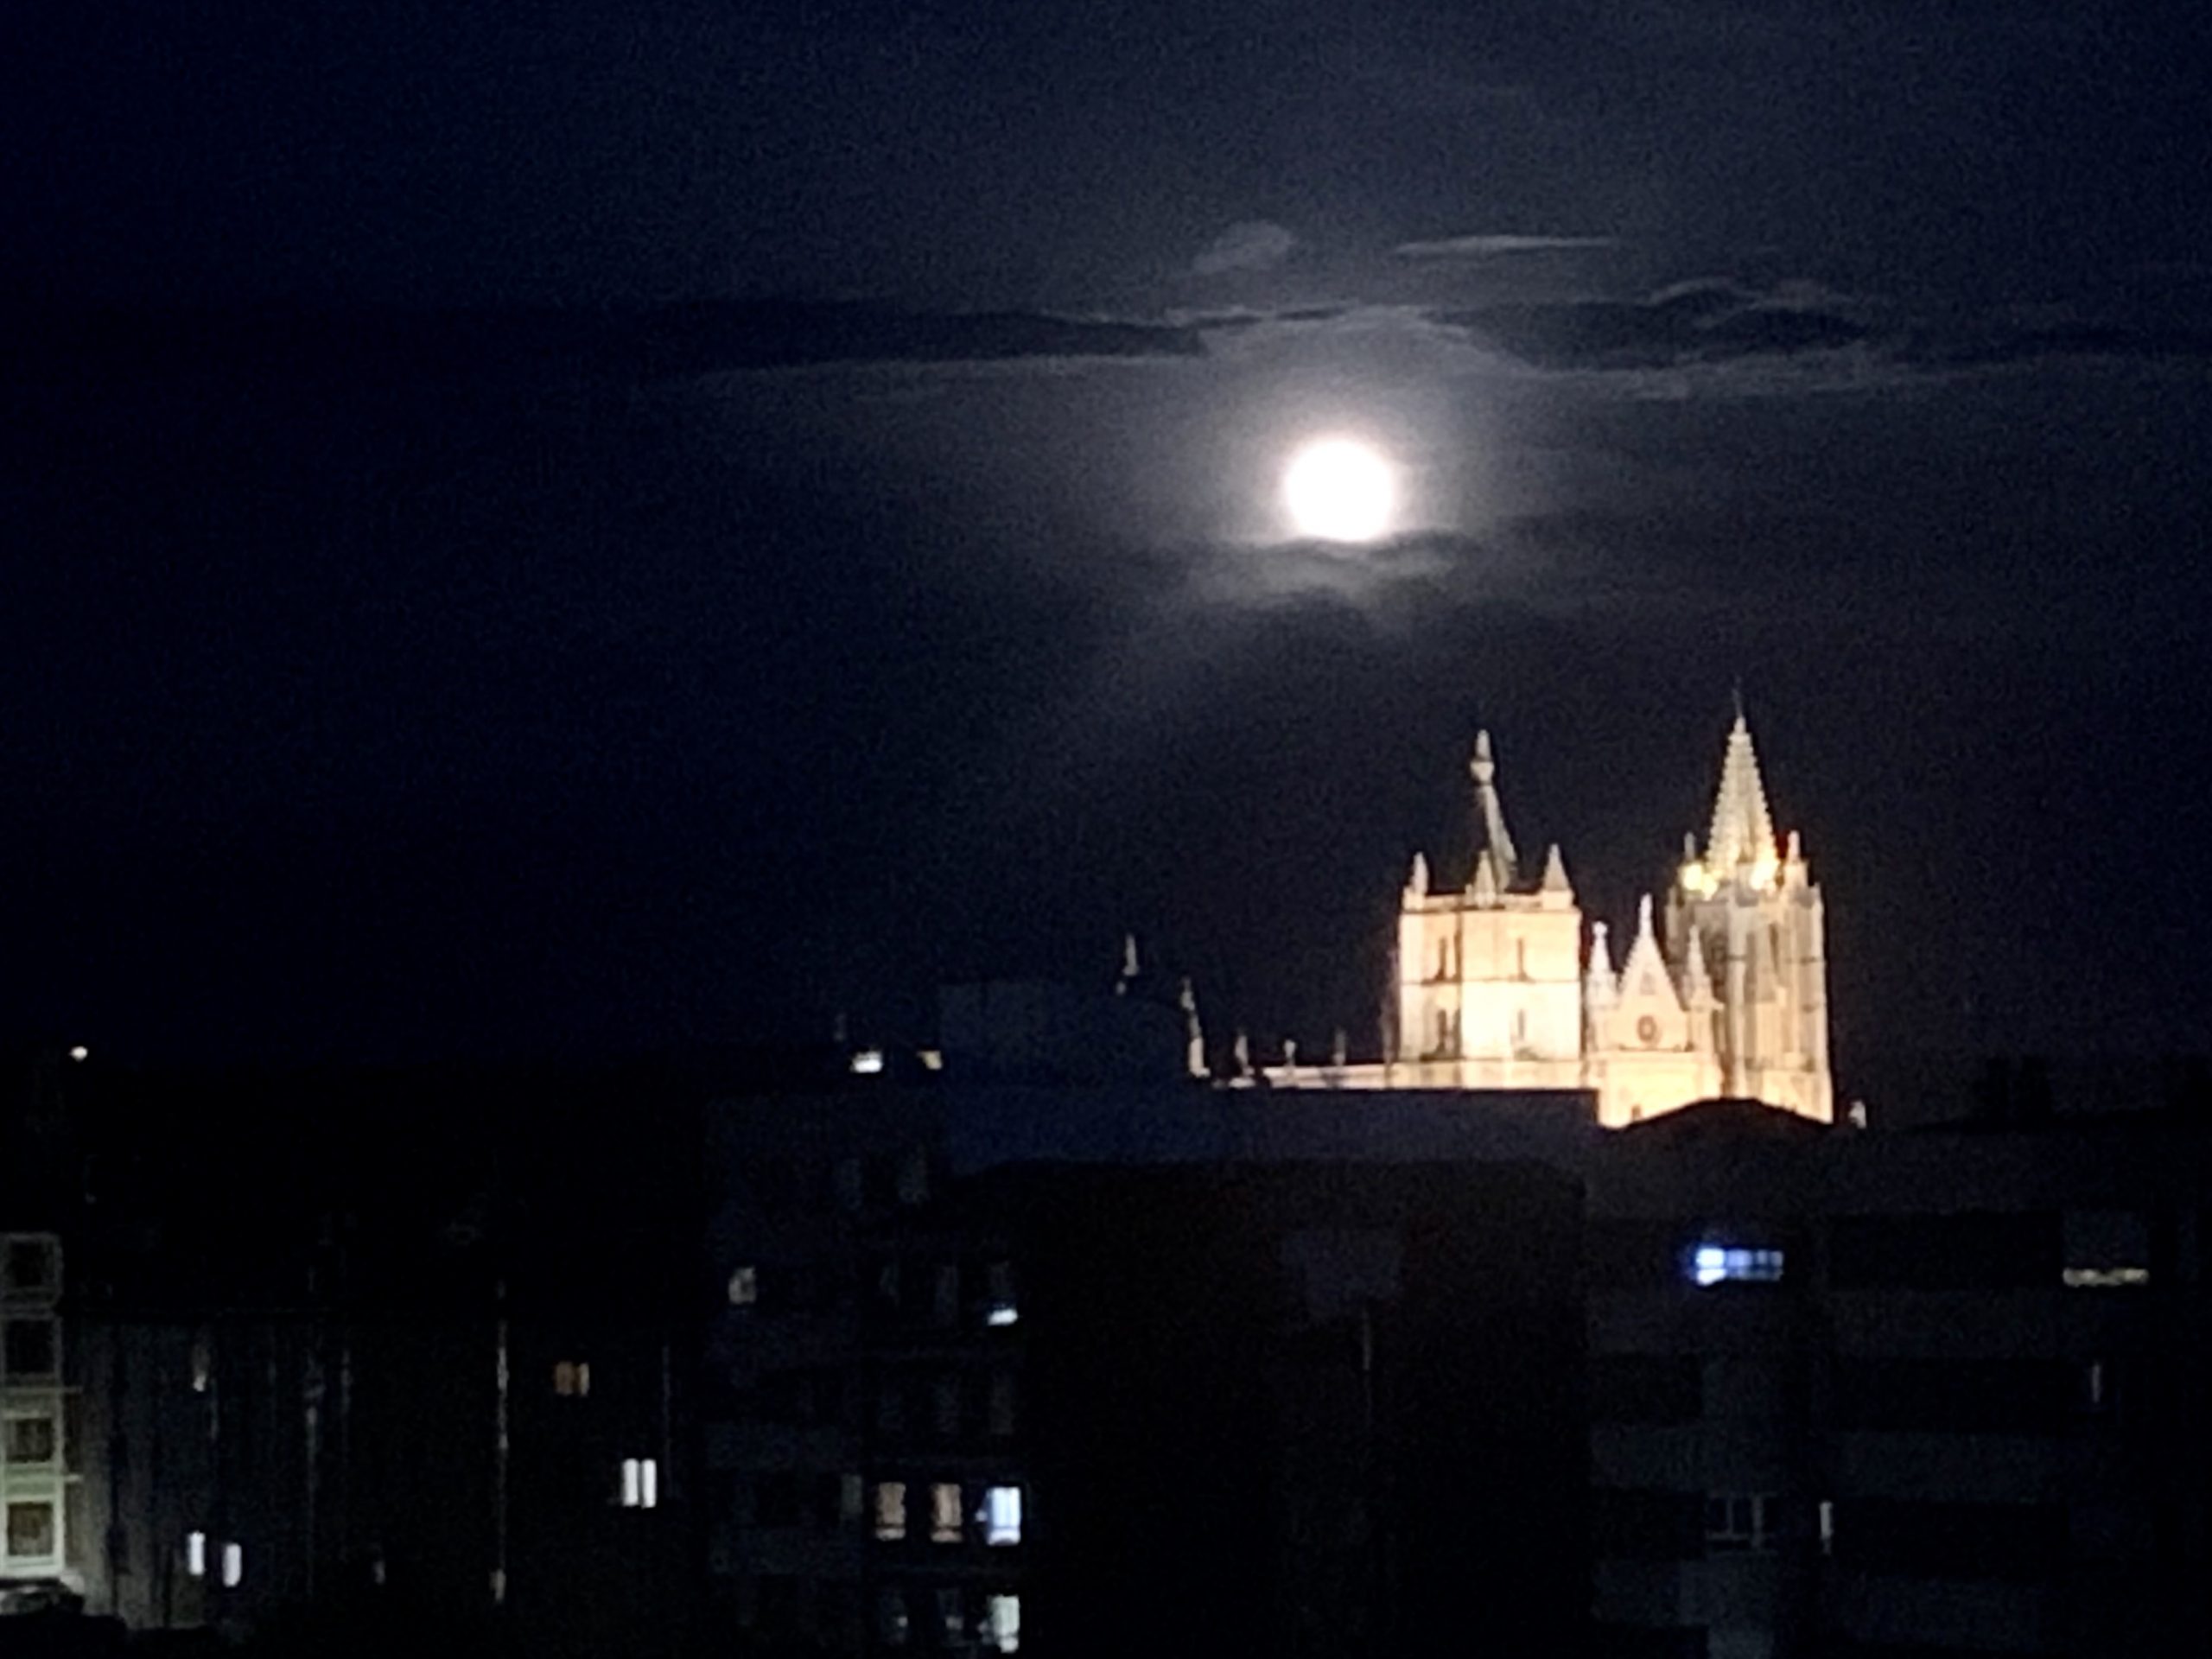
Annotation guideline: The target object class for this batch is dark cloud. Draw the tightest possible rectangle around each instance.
[1421,276,2212,382]
[1433,281,1872,372]
[1394,233,1618,260]
[0,301,1205,387]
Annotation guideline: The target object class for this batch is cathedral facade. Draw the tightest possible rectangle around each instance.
[1301,716,1832,1128]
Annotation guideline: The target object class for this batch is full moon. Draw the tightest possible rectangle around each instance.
[1281,437,1397,543]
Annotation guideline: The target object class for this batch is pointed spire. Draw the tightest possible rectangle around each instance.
[1783,828,1808,888]
[1682,926,1714,1007]
[1406,850,1430,897]
[1618,894,1684,1011]
[1468,729,1519,887]
[1178,977,1208,1080]
[1703,712,1778,877]
[1538,842,1573,909]
[1471,848,1501,906]
[1585,921,1618,1008]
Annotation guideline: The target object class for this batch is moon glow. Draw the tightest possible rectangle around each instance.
[1281,437,1397,543]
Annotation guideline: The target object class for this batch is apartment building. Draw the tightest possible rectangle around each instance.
[1586,1096,2211,1659]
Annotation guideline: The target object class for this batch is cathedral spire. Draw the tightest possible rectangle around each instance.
[1586,921,1618,1008]
[1470,847,1502,907]
[1681,925,1713,1007]
[1468,729,1519,888]
[1618,894,1683,1010]
[1703,712,1778,878]
[1539,842,1572,894]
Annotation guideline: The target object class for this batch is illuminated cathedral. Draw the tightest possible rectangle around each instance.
[1286,715,1833,1127]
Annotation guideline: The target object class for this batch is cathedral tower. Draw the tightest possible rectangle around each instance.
[1389,733,1584,1091]
[1281,709,1833,1127]
[1662,713,1834,1122]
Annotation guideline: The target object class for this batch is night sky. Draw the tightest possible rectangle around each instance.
[4,3,2210,1106]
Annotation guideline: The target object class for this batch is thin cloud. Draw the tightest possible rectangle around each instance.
[1395,233,1618,260]
[1192,220,1299,276]
[0,301,1208,385]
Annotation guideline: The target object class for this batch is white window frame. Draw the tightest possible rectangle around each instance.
[4,1497,60,1565]
[3,1408,60,1466]
[1704,1492,1770,1552]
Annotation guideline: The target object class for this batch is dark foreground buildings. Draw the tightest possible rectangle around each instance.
[5,1014,2210,1659]
[1586,1084,2212,1659]
[0,1049,702,1655]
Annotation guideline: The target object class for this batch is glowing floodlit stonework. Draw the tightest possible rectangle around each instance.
[1278,715,1833,1128]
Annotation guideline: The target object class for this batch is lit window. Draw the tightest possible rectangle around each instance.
[186,1530,207,1579]
[984,1261,1018,1327]
[4,1414,57,1464]
[931,1482,963,1544]
[2063,1266,2151,1289]
[2063,1211,2151,1287]
[728,1265,759,1306]
[3,1319,57,1378]
[984,1593,1020,1653]
[850,1049,885,1075]
[1689,1245,1784,1287]
[190,1332,213,1393]
[67,1046,88,1064]
[1817,1499,1834,1557]
[7,1501,56,1562]
[874,1481,908,1541]
[982,1485,1022,1546]
[1704,1493,1770,1552]
[221,1541,245,1587]
[620,1457,658,1509]
[553,1360,592,1397]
